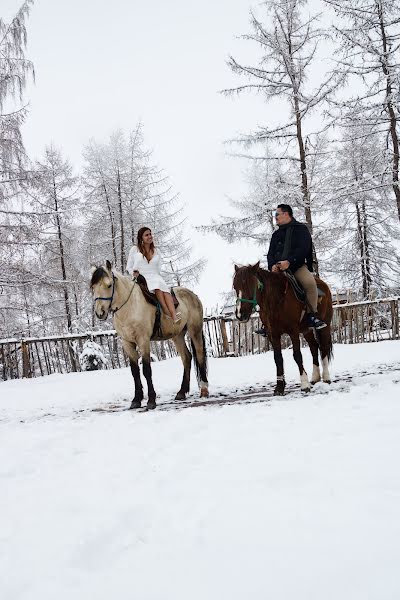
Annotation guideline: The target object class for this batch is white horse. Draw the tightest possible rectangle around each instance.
[90,261,209,409]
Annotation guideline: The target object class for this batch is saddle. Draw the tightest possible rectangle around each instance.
[283,270,325,304]
[135,274,179,340]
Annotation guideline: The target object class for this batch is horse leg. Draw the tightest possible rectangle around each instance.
[138,340,157,409]
[173,331,192,400]
[122,341,143,409]
[304,329,321,384]
[318,325,333,384]
[188,328,209,398]
[290,333,311,392]
[272,335,285,396]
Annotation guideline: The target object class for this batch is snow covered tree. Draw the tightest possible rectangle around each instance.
[26,145,82,335]
[82,127,204,287]
[325,0,400,222]
[0,0,34,193]
[222,0,341,272]
[325,125,400,296]
[0,1,35,338]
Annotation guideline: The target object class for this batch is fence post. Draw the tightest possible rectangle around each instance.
[21,340,31,378]
[219,319,229,356]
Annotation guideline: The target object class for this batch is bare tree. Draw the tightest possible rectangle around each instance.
[0,0,34,192]
[326,0,400,221]
[83,128,205,286]
[325,125,400,296]
[223,0,340,273]
[28,146,81,335]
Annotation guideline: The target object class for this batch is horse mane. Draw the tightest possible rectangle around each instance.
[255,266,286,310]
[90,267,108,287]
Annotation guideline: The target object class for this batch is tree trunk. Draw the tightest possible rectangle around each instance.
[293,95,319,275]
[117,167,126,271]
[102,182,118,266]
[355,198,372,298]
[53,177,73,334]
[377,1,400,221]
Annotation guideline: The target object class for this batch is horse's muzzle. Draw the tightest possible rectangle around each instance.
[95,310,108,320]
[235,310,250,323]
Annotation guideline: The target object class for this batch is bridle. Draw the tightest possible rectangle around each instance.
[93,273,136,315]
[236,277,264,314]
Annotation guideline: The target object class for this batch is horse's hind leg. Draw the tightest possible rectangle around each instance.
[122,341,143,409]
[137,340,157,409]
[188,327,209,398]
[290,333,311,392]
[173,331,192,400]
[304,330,321,384]
[271,335,286,396]
[319,326,333,384]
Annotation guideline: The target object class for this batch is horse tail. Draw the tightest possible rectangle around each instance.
[190,331,208,386]
[316,325,334,363]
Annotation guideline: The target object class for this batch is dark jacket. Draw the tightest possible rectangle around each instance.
[267,219,313,273]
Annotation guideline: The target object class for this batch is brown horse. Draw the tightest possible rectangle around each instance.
[90,261,208,409]
[233,262,333,395]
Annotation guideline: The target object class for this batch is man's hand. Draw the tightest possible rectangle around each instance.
[271,264,280,273]
[277,260,290,271]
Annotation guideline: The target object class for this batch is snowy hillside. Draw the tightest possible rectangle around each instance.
[1,340,400,600]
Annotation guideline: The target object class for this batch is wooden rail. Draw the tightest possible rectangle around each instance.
[1,297,399,381]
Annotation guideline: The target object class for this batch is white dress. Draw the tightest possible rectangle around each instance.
[126,248,170,293]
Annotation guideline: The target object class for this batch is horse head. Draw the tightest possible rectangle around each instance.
[90,260,115,320]
[233,262,261,322]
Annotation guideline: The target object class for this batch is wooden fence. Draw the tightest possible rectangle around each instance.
[1,297,399,381]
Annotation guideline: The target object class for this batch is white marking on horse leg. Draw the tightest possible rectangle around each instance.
[322,357,331,383]
[200,381,209,398]
[236,290,242,319]
[300,370,311,391]
[311,364,321,384]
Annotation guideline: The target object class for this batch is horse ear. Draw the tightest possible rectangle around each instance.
[105,259,112,272]
[251,261,260,272]
[90,265,97,276]
[234,264,239,273]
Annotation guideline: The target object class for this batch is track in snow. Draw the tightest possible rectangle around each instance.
[89,362,400,415]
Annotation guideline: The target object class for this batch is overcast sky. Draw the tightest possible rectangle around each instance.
[4,0,324,309]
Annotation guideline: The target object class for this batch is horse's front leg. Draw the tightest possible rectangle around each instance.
[271,335,285,396]
[122,341,144,409]
[138,340,157,410]
[290,333,311,392]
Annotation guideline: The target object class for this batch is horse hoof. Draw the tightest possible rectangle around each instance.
[323,380,332,385]
[130,399,142,409]
[175,391,186,400]
[301,386,311,393]
[200,388,209,398]
[147,401,156,410]
[273,388,285,396]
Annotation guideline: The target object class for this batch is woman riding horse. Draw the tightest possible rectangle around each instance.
[126,227,181,323]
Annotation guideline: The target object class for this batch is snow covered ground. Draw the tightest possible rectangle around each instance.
[1,340,400,600]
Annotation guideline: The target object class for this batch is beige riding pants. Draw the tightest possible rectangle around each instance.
[293,265,318,313]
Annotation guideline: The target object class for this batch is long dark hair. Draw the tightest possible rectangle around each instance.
[137,227,155,261]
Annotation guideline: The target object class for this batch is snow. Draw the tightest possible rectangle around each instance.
[78,340,108,371]
[1,340,400,600]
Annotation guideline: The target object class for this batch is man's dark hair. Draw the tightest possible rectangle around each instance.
[277,204,293,217]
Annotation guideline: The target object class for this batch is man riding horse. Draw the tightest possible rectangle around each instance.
[263,203,326,331]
